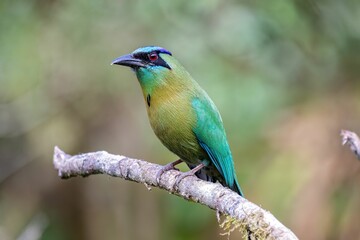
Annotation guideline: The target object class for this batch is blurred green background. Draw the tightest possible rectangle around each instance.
[1,0,360,239]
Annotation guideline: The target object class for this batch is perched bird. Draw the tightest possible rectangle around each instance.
[112,46,244,196]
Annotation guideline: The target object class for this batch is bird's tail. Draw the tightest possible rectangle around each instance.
[232,177,244,197]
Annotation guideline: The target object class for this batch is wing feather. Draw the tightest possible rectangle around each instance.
[192,97,235,187]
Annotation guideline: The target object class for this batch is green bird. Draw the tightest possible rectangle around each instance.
[112,46,244,196]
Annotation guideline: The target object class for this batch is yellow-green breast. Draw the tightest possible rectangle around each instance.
[143,79,206,165]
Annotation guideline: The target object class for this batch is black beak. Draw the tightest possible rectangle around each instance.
[111,54,146,68]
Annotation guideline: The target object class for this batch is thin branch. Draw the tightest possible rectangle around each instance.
[341,130,360,160]
[53,146,298,240]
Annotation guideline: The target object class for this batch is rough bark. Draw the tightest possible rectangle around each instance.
[53,146,298,240]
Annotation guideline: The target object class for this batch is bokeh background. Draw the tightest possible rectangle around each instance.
[1,0,360,239]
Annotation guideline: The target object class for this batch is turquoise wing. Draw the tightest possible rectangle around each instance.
[192,96,243,196]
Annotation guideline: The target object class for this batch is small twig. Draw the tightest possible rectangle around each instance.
[341,130,360,160]
[53,146,298,240]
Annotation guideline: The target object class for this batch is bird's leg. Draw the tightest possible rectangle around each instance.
[174,162,205,187]
[156,159,183,184]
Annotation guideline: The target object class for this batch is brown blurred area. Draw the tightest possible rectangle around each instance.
[1,0,360,239]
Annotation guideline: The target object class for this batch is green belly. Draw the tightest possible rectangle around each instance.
[147,97,205,165]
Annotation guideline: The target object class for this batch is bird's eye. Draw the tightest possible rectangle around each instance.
[148,52,158,62]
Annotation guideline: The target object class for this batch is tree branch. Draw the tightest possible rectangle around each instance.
[341,130,360,160]
[53,146,298,240]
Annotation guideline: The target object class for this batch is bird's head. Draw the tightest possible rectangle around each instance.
[111,46,174,77]
[112,46,194,95]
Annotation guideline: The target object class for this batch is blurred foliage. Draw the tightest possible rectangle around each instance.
[1,0,360,239]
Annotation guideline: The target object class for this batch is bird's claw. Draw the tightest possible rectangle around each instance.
[173,162,205,190]
[156,161,181,184]
[174,172,195,190]
[155,168,171,185]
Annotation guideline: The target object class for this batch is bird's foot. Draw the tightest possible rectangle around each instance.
[156,159,183,184]
[174,163,205,189]
[174,172,196,188]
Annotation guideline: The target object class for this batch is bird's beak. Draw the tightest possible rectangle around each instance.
[111,54,146,68]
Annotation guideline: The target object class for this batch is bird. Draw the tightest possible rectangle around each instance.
[111,46,244,196]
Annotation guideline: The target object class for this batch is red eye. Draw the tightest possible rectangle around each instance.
[148,52,158,61]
